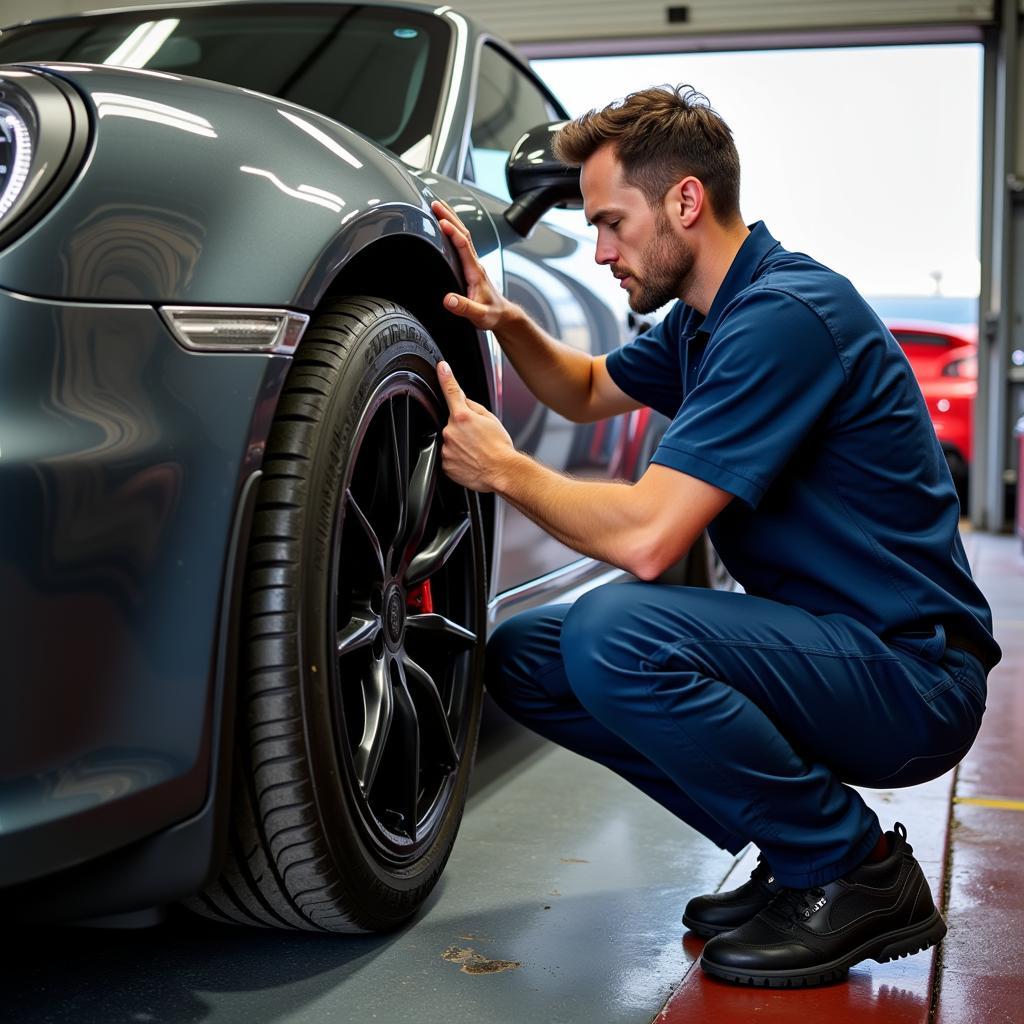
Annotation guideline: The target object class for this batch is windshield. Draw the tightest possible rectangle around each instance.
[0,4,449,163]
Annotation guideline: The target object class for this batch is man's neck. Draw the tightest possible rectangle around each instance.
[681,221,751,316]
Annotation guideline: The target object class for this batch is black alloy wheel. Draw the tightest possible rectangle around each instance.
[186,298,487,933]
[334,372,478,859]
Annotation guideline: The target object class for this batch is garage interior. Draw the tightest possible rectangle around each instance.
[3,1,1023,1022]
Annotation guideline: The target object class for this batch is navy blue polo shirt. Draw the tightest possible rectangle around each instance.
[605,222,1000,668]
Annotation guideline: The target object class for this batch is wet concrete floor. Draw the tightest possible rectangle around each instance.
[8,701,735,1024]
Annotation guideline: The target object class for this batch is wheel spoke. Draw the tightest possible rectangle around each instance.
[391,660,420,841]
[336,612,380,657]
[399,435,438,570]
[344,488,385,579]
[405,513,471,587]
[355,656,392,796]
[334,377,477,850]
[403,654,458,770]
[388,395,410,563]
[406,612,476,649]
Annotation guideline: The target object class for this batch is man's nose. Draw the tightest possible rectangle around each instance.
[594,235,617,266]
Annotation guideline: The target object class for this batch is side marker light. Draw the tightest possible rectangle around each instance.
[159,306,309,354]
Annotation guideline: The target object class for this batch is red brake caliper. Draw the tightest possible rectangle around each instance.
[406,579,434,614]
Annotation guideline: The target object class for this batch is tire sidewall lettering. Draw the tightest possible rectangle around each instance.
[312,323,432,579]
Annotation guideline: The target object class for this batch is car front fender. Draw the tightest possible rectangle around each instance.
[0,63,481,310]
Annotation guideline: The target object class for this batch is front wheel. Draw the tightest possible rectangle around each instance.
[186,298,487,932]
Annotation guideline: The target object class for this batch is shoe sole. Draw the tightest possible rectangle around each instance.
[699,910,948,988]
[681,913,740,938]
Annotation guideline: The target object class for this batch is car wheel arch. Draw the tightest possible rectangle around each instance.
[314,231,498,595]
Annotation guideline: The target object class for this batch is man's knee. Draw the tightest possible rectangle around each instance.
[559,582,713,718]
[559,583,637,716]
[560,583,617,658]
[483,616,527,710]
[483,604,570,715]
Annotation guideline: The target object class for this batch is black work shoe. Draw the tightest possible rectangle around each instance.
[682,854,782,937]
[699,823,947,988]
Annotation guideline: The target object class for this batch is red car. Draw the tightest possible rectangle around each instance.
[886,321,977,505]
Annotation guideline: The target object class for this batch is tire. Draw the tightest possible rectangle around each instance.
[184,297,487,933]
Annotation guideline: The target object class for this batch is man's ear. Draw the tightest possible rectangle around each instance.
[669,176,704,229]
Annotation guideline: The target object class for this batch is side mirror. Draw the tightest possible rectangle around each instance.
[504,121,582,237]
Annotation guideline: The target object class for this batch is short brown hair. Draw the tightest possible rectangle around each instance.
[554,84,741,224]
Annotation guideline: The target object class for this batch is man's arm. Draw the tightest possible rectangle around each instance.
[431,200,643,424]
[436,360,732,580]
[491,304,643,424]
[494,454,731,580]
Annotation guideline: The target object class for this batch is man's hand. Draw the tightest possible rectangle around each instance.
[437,360,516,493]
[431,199,512,330]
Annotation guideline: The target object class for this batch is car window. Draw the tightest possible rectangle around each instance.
[0,5,448,163]
[469,43,554,201]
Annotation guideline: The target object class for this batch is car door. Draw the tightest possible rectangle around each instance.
[462,41,633,593]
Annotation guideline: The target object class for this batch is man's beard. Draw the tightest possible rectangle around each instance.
[617,212,695,314]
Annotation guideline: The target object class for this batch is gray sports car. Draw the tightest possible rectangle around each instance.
[0,1,701,932]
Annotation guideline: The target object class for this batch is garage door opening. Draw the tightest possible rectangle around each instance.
[535,44,982,327]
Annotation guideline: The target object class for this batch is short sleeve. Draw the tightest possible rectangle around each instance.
[652,289,846,508]
[604,304,686,418]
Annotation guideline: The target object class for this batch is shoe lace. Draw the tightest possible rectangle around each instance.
[763,886,827,927]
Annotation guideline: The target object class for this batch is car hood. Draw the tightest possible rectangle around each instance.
[0,62,460,307]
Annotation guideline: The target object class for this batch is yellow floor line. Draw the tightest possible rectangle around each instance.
[954,796,1024,811]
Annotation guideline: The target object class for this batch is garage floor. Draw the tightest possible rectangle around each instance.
[9,531,1022,1024]
[8,700,736,1024]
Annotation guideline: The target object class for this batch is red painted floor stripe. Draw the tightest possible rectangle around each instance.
[654,775,953,1024]
[935,536,1024,1024]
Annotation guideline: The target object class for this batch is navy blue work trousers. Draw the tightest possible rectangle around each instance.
[485,583,987,887]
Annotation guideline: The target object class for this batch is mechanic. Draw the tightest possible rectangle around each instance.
[429,84,1000,987]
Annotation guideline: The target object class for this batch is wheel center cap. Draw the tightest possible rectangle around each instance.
[384,585,405,647]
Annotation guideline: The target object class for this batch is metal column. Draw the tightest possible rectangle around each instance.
[973,0,1024,529]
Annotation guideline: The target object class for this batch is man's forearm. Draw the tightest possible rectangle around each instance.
[493,449,648,575]
[494,304,594,423]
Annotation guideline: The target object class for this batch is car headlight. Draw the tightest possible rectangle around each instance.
[0,103,33,219]
[0,68,89,245]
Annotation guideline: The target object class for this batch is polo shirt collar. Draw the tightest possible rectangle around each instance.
[698,221,780,337]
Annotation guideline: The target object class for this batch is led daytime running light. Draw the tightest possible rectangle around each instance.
[0,108,33,222]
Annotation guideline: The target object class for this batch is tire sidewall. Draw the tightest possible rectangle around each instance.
[293,306,486,918]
